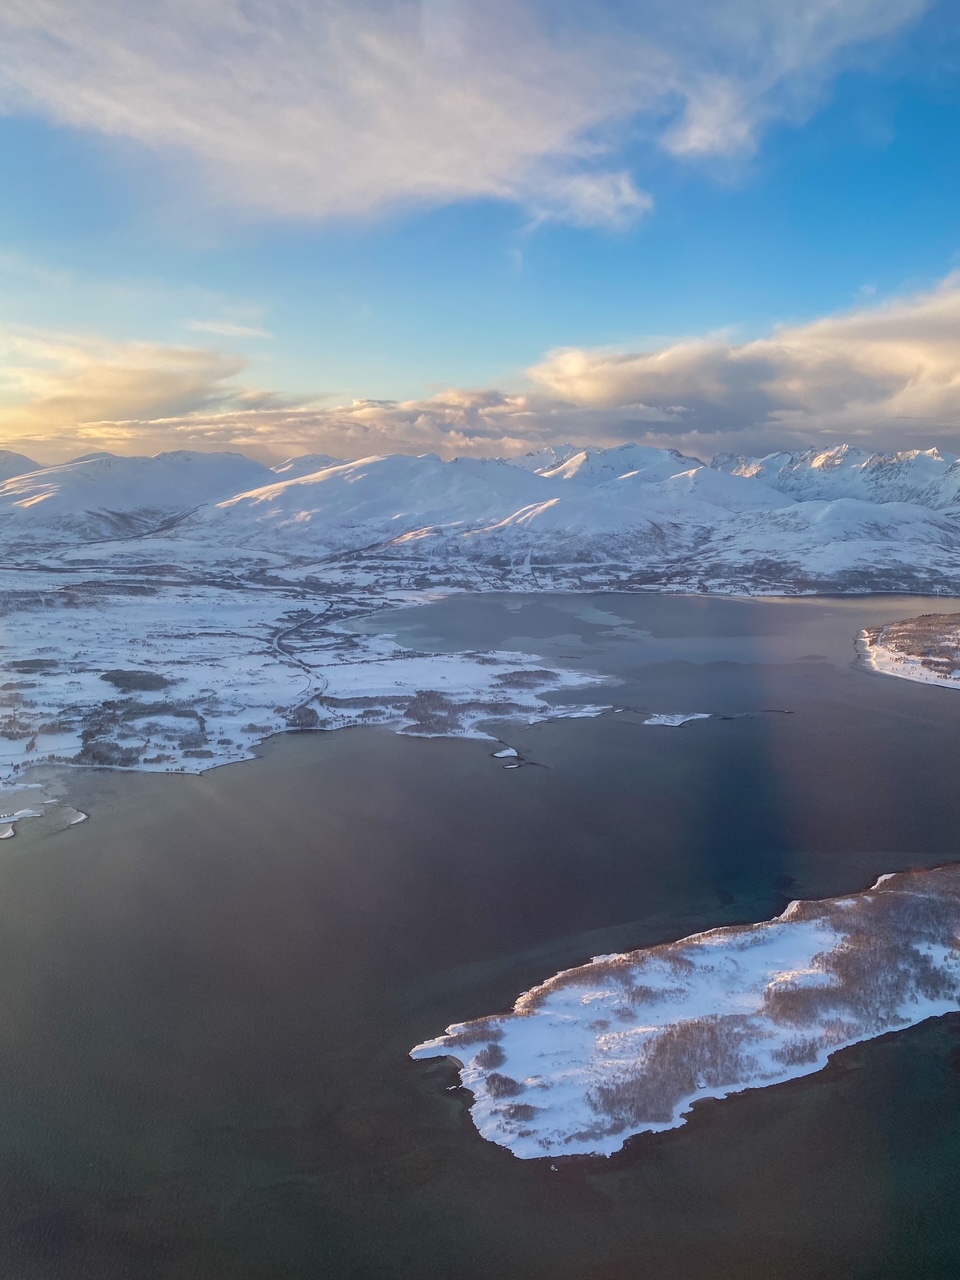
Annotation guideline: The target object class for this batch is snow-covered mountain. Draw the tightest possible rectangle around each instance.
[184,451,798,574]
[515,442,702,483]
[203,454,549,549]
[0,449,42,482]
[713,445,960,509]
[0,450,274,543]
[2,441,960,593]
[270,453,343,479]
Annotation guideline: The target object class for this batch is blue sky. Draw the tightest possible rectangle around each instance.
[0,0,959,462]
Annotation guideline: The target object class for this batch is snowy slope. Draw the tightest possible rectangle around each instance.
[270,453,343,479]
[686,498,960,592]
[195,454,555,551]
[0,450,274,543]
[195,451,782,549]
[713,445,960,509]
[0,440,958,593]
[517,443,703,484]
[0,449,42,482]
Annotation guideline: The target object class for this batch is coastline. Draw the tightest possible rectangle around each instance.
[857,620,960,691]
[5,587,959,840]
[5,592,960,1275]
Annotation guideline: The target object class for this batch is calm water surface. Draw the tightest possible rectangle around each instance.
[5,593,960,1278]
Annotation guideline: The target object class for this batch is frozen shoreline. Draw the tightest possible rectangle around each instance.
[411,865,960,1159]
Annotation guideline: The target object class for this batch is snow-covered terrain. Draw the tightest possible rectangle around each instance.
[2,441,956,1153]
[859,611,960,689]
[642,713,712,727]
[715,443,960,509]
[0,449,41,483]
[411,865,960,1159]
[168,445,960,594]
[1,440,959,824]
[0,567,610,789]
[269,453,343,480]
[2,443,960,593]
[0,450,273,546]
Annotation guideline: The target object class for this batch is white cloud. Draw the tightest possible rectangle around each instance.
[187,320,273,339]
[0,0,933,228]
[529,273,960,450]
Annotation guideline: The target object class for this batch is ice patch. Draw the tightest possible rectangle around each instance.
[643,713,712,727]
[0,806,43,839]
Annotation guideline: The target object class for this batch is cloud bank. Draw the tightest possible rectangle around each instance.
[4,276,960,463]
[0,329,244,445]
[0,0,933,227]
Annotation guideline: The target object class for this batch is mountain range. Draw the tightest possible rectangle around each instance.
[3,442,960,592]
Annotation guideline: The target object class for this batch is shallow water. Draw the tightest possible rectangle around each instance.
[5,593,960,1278]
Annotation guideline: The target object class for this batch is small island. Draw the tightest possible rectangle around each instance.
[412,865,960,1159]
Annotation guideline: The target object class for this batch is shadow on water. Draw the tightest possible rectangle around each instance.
[2,595,960,1277]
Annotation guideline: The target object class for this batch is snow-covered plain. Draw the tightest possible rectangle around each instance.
[411,866,960,1159]
[0,569,610,792]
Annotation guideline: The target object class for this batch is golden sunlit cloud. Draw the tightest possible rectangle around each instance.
[0,329,245,455]
[6,275,960,465]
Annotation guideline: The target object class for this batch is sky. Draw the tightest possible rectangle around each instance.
[0,0,959,465]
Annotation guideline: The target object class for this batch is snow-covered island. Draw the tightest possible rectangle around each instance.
[859,612,960,689]
[411,865,960,1159]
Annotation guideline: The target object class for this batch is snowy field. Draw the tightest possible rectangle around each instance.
[0,577,610,784]
[412,866,960,1159]
[0,565,612,832]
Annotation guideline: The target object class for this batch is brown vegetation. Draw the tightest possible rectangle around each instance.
[439,1019,504,1049]
[589,1015,755,1125]
[502,1103,540,1122]
[473,1043,506,1070]
[100,669,172,691]
[486,1073,523,1098]
[771,1036,823,1067]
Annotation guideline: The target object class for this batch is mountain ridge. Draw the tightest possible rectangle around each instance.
[1,442,959,593]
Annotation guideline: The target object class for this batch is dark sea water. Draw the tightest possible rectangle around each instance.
[6,593,960,1278]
